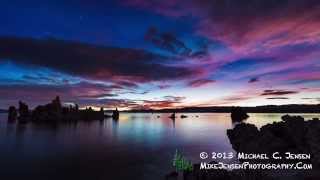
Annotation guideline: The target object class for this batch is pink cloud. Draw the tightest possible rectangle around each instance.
[124,0,320,54]
[188,79,216,87]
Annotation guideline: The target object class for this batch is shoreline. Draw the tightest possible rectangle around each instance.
[2,111,320,114]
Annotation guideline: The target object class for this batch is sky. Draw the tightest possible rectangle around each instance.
[0,0,320,110]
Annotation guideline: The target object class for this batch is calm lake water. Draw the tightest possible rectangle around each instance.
[0,113,319,180]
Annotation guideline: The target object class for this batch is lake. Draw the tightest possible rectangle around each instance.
[0,113,319,180]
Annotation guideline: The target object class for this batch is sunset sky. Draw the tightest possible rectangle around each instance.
[0,0,320,109]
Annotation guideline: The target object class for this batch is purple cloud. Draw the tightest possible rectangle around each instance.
[248,77,259,83]
[188,79,215,87]
[261,90,299,96]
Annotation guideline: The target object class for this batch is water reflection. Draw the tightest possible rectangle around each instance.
[16,123,27,135]
[172,118,175,129]
[0,113,319,180]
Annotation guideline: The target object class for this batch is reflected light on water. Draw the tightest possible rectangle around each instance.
[0,112,319,180]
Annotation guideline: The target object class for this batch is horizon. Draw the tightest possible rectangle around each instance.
[1,0,320,109]
[1,96,319,112]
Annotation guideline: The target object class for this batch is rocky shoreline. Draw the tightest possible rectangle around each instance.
[166,114,320,180]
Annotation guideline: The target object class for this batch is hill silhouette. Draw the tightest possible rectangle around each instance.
[126,104,320,113]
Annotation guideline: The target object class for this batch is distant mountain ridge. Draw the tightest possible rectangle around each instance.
[2,104,320,113]
[126,104,320,113]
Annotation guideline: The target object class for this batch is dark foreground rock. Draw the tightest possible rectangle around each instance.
[227,115,320,166]
[166,115,320,180]
[226,115,320,179]
[230,107,249,122]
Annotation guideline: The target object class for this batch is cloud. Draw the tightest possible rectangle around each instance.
[78,98,139,109]
[158,84,171,89]
[301,97,320,101]
[204,92,257,106]
[81,95,186,110]
[77,93,118,99]
[139,96,185,109]
[248,77,259,83]
[145,27,209,58]
[196,1,320,51]
[0,82,120,108]
[163,95,186,102]
[0,36,199,84]
[261,90,298,96]
[115,80,139,88]
[0,81,188,109]
[188,79,215,87]
[301,97,320,103]
[266,97,290,100]
[123,0,320,96]
[125,0,320,52]
[22,75,61,84]
[145,27,191,56]
[138,100,176,109]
